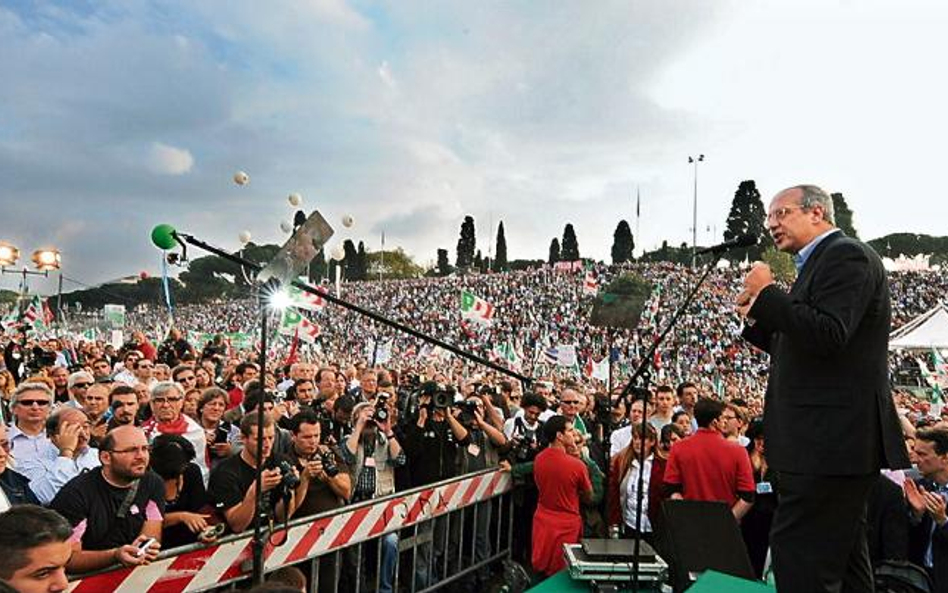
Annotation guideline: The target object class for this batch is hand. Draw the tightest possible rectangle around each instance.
[736,294,756,319]
[53,421,81,455]
[90,422,108,441]
[904,480,928,517]
[499,460,512,473]
[743,262,774,297]
[180,512,211,534]
[303,458,324,481]
[260,468,284,493]
[925,491,948,525]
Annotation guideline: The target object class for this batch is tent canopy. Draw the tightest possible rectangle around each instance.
[890,303,948,349]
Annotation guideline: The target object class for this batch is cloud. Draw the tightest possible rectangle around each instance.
[148,142,194,175]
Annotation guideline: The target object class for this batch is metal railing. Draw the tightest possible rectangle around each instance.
[67,468,514,593]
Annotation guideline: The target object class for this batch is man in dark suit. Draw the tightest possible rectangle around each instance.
[905,427,948,590]
[737,184,909,592]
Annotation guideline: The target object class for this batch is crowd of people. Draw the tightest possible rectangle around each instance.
[0,261,946,592]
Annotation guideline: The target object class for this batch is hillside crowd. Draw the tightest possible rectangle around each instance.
[0,262,946,592]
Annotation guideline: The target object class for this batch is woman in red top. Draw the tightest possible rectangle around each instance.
[531,416,592,576]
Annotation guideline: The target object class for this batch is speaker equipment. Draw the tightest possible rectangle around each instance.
[661,500,756,592]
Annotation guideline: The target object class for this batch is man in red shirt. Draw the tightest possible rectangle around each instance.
[663,398,755,520]
[532,415,593,576]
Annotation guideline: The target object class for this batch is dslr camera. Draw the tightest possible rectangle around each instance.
[319,449,340,478]
[274,459,301,490]
[455,399,480,425]
[373,392,392,424]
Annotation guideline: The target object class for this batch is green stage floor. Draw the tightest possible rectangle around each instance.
[526,569,777,592]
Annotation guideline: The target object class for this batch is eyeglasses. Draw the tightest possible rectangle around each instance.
[561,400,582,406]
[73,383,92,389]
[152,397,184,404]
[178,376,196,382]
[109,446,150,455]
[766,206,805,223]
[16,399,51,407]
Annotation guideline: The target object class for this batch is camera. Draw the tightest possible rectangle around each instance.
[319,449,340,478]
[277,460,301,490]
[456,400,480,425]
[432,386,456,409]
[508,436,539,462]
[373,392,391,424]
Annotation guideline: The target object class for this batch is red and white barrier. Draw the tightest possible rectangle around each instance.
[67,469,512,593]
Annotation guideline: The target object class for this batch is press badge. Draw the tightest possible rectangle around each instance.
[467,444,481,457]
[757,482,773,494]
[365,457,376,468]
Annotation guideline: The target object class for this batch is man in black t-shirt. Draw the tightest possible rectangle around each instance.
[207,413,292,533]
[50,425,164,573]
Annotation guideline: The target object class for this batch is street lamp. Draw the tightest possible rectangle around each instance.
[688,154,705,268]
[0,241,63,324]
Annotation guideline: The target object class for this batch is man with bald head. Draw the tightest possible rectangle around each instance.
[51,425,163,572]
[738,184,909,592]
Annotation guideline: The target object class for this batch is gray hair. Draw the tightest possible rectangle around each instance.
[12,382,53,405]
[150,380,184,400]
[790,184,835,225]
[67,370,94,389]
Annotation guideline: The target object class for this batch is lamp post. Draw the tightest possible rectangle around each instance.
[0,241,62,323]
[687,154,705,268]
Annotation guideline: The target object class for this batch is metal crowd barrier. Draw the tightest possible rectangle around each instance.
[67,468,514,593]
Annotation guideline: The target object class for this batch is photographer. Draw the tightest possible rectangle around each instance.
[286,411,352,517]
[455,393,507,592]
[340,400,404,593]
[285,411,351,592]
[402,383,468,590]
[207,413,293,534]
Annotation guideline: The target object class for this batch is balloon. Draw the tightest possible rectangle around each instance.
[150,224,177,250]
[342,214,354,228]
[238,230,252,244]
[330,244,345,260]
[288,193,302,206]
[280,220,293,234]
[139,271,149,280]
[233,170,250,185]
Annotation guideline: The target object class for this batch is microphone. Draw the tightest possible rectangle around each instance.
[696,233,758,255]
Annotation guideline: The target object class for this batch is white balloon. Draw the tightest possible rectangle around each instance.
[288,193,302,207]
[341,214,354,228]
[280,220,293,234]
[238,230,252,244]
[233,170,250,185]
[330,244,345,260]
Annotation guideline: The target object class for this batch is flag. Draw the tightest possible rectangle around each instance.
[288,283,327,311]
[460,290,494,325]
[582,271,598,297]
[556,344,577,368]
[492,341,522,370]
[583,356,610,382]
[1,309,19,331]
[279,308,320,343]
[918,357,945,403]
[81,328,98,341]
[933,347,948,382]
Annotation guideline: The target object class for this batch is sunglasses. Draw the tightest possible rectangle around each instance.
[73,383,92,389]
[17,399,51,407]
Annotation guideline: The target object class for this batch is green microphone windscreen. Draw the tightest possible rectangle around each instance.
[151,224,177,250]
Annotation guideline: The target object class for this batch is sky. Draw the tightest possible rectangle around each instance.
[2,0,947,296]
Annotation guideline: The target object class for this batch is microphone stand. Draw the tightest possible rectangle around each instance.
[617,252,724,591]
[251,281,274,586]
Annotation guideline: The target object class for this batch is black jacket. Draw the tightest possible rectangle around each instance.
[742,231,909,475]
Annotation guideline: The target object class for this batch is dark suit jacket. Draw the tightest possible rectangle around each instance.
[742,231,909,475]
[908,481,948,590]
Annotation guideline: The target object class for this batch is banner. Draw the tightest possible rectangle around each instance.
[460,290,494,325]
[103,304,126,329]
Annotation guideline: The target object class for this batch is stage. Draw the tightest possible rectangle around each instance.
[526,569,776,592]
